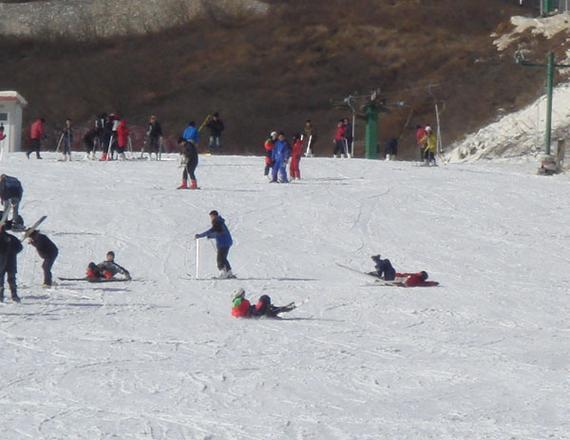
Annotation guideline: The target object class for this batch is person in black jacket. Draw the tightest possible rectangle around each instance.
[177,137,199,190]
[0,174,23,228]
[147,115,163,159]
[0,223,23,302]
[206,112,224,154]
[251,295,296,318]
[27,229,59,287]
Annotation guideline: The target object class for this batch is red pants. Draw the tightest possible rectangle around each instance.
[290,156,301,179]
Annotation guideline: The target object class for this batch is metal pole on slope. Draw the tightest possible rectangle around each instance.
[195,238,200,280]
[544,52,554,155]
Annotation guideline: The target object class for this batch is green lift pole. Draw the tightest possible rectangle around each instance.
[517,52,570,156]
[364,102,379,159]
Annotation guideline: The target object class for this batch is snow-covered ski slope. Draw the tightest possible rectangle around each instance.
[0,154,568,439]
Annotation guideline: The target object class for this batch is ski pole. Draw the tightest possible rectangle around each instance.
[55,133,64,153]
[195,238,200,279]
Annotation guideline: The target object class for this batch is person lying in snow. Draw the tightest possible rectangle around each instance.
[231,288,296,318]
[369,255,439,287]
[86,251,131,281]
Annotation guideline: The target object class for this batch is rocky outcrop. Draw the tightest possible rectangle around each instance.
[0,0,268,39]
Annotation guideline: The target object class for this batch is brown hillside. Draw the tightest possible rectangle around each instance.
[0,0,547,158]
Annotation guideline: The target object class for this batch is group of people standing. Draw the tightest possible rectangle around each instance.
[415,124,438,165]
[263,131,304,183]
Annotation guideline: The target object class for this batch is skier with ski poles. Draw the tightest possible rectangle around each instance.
[60,118,73,161]
[195,210,234,279]
[27,229,58,287]
[422,126,437,166]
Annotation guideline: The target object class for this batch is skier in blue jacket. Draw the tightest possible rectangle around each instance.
[271,132,291,183]
[195,210,234,278]
[182,121,200,145]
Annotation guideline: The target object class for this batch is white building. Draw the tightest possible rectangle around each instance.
[0,91,28,153]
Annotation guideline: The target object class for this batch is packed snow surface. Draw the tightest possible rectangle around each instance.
[0,153,568,439]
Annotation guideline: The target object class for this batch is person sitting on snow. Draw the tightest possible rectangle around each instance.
[370,255,438,287]
[231,289,296,318]
[86,251,131,281]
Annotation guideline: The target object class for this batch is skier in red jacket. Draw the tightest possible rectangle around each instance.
[27,118,45,159]
[333,120,346,158]
[116,119,129,160]
[289,133,303,180]
[264,131,277,179]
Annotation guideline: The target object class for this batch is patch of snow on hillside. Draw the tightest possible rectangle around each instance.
[494,13,570,51]
[448,81,570,163]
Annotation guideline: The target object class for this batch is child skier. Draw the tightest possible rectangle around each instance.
[195,210,233,279]
[27,229,59,287]
[264,131,277,179]
[86,251,131,281]
[0,174,23,228]
[421,126,437,166]
[289,133,303,180]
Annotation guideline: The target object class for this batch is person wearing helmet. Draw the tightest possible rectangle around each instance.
[231,288,251,318]
[251,294,296,318]
[394,270,437,287]
[264,131,277,179]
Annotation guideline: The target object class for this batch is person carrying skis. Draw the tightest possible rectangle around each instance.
[290,133,303,180]
[27,117,45,159]
[369,255,438,287]
[333,120,346,158]
[271,132,291,183]
[0,174,23,228]
[116,118,129,160]
[177,136,199,190]
[147,115,163,159]
[86,251,131,281]
[0,222,23,302]
[27,229,58,287]
[264,131,277,179]
[302,119,316,157]
[206,112,224,154]
[60,118,73,161]
[195,210,234,279]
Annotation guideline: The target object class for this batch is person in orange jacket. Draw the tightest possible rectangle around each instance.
[289,133,303,180]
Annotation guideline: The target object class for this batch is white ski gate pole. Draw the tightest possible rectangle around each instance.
[195,238,200,279]
[107,135,114,159]
[305,135,312,157]
[55,133,64,154]
[351,112,356,158]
